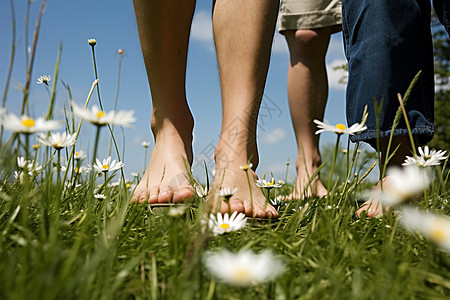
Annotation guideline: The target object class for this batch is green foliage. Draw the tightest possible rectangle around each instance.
[1,169,450,299]
[429,17,450,151]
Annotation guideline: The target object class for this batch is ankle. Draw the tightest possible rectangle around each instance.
[295,152,321,173]
[151,114,194,142]
[214,139,259,170]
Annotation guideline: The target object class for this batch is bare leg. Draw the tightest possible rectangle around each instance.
[206,0,279,218]
[131,0,196,204]
[283,28,331,199]
[356,135,415,217]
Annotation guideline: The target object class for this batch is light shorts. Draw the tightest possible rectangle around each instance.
[278,0,342,32]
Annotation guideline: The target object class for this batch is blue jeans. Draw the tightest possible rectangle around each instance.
[342,0,435,146]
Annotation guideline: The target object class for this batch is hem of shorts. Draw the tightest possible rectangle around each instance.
[278,8,342,32]
[349,127,434,144]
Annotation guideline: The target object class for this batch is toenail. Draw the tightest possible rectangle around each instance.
[267,211,273,218]
[160,191,168,196]
[149,194,157,200]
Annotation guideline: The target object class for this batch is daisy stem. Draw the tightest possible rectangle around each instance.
[25,134,30,160]
[143,147,148,174]
[265,188,271,210]
[56,149,61,188]
[21,0,46,116]
[61,80,98,189]
[90,45,103,111]
[108,54,123,156]
[327,134,341,199]
[245,169,254,217]
[396,93,417,156]
[284,161,289,183]
[91,126,102,168]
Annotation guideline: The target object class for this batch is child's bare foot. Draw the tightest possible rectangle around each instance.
[206,163,278,218]
[356,177,391,218]
[286,159,327,200]
[131,123,195,204]
[286,170,327,200]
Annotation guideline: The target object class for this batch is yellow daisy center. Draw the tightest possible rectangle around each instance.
[102,164,109,170]
[336,123,346,130]
[220,223,230,230]
[430,228,445,242]
[232,268,251,281]
[21,118,35,128]
[126,183,131,188]
[75,152,79,156]
[96,111,105,118]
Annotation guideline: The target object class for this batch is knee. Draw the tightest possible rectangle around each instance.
[286,28,331,58]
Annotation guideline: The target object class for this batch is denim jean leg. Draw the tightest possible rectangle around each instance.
[433,0,450,36]
[342,0,434,147]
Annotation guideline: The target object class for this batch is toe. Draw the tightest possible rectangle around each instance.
[147,186,160,204]
[158,186,174,203]
[138,190,149,204]
[229,198,245,214]
[173,186,195,203]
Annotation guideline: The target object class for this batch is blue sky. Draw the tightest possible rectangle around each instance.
[0,0,351,182]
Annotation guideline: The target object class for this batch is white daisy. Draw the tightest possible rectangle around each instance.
[203,249,284,286]
[270,195,286,206]
[94,193,106,200]
[255,178,282,189]
[402,146,448,167]
[61,165,90,174]
[93,156,124,173]
[1,113,61,134]
[208,211,247,235]
[88,38,96,46]
[141,141,150,148]
[36,75,51,85]
[239,163,253,171]
[71,102,136,127]
[196,184,208,198]
[314,119,367,135]
[37,132,76,150]
[17,157,42,173]
[168,205,188,217]
[401,208,450,252]
[74,150,87,161]
[217,187,238,198]
[369,166,430,206]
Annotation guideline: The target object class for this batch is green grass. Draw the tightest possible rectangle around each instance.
[0,148,449,299]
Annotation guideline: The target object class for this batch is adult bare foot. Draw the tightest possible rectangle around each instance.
[206,162,278,218]
[131,124,195,204]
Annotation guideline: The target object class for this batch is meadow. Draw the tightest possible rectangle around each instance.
[1,2,450,300]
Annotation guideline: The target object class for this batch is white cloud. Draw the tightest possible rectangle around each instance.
[326,58,348,90]
[261,127,287,144]
[191,10,213,42]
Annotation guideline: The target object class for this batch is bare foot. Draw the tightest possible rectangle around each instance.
[356,177,391,218]
[286,161,327,200]
[131,126,195,204]
[286,170,327,200]
[206,162,278,219]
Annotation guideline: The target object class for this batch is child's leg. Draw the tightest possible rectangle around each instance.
[131,0,196,204]
[206,0,279,218]
[283,28,332,199]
